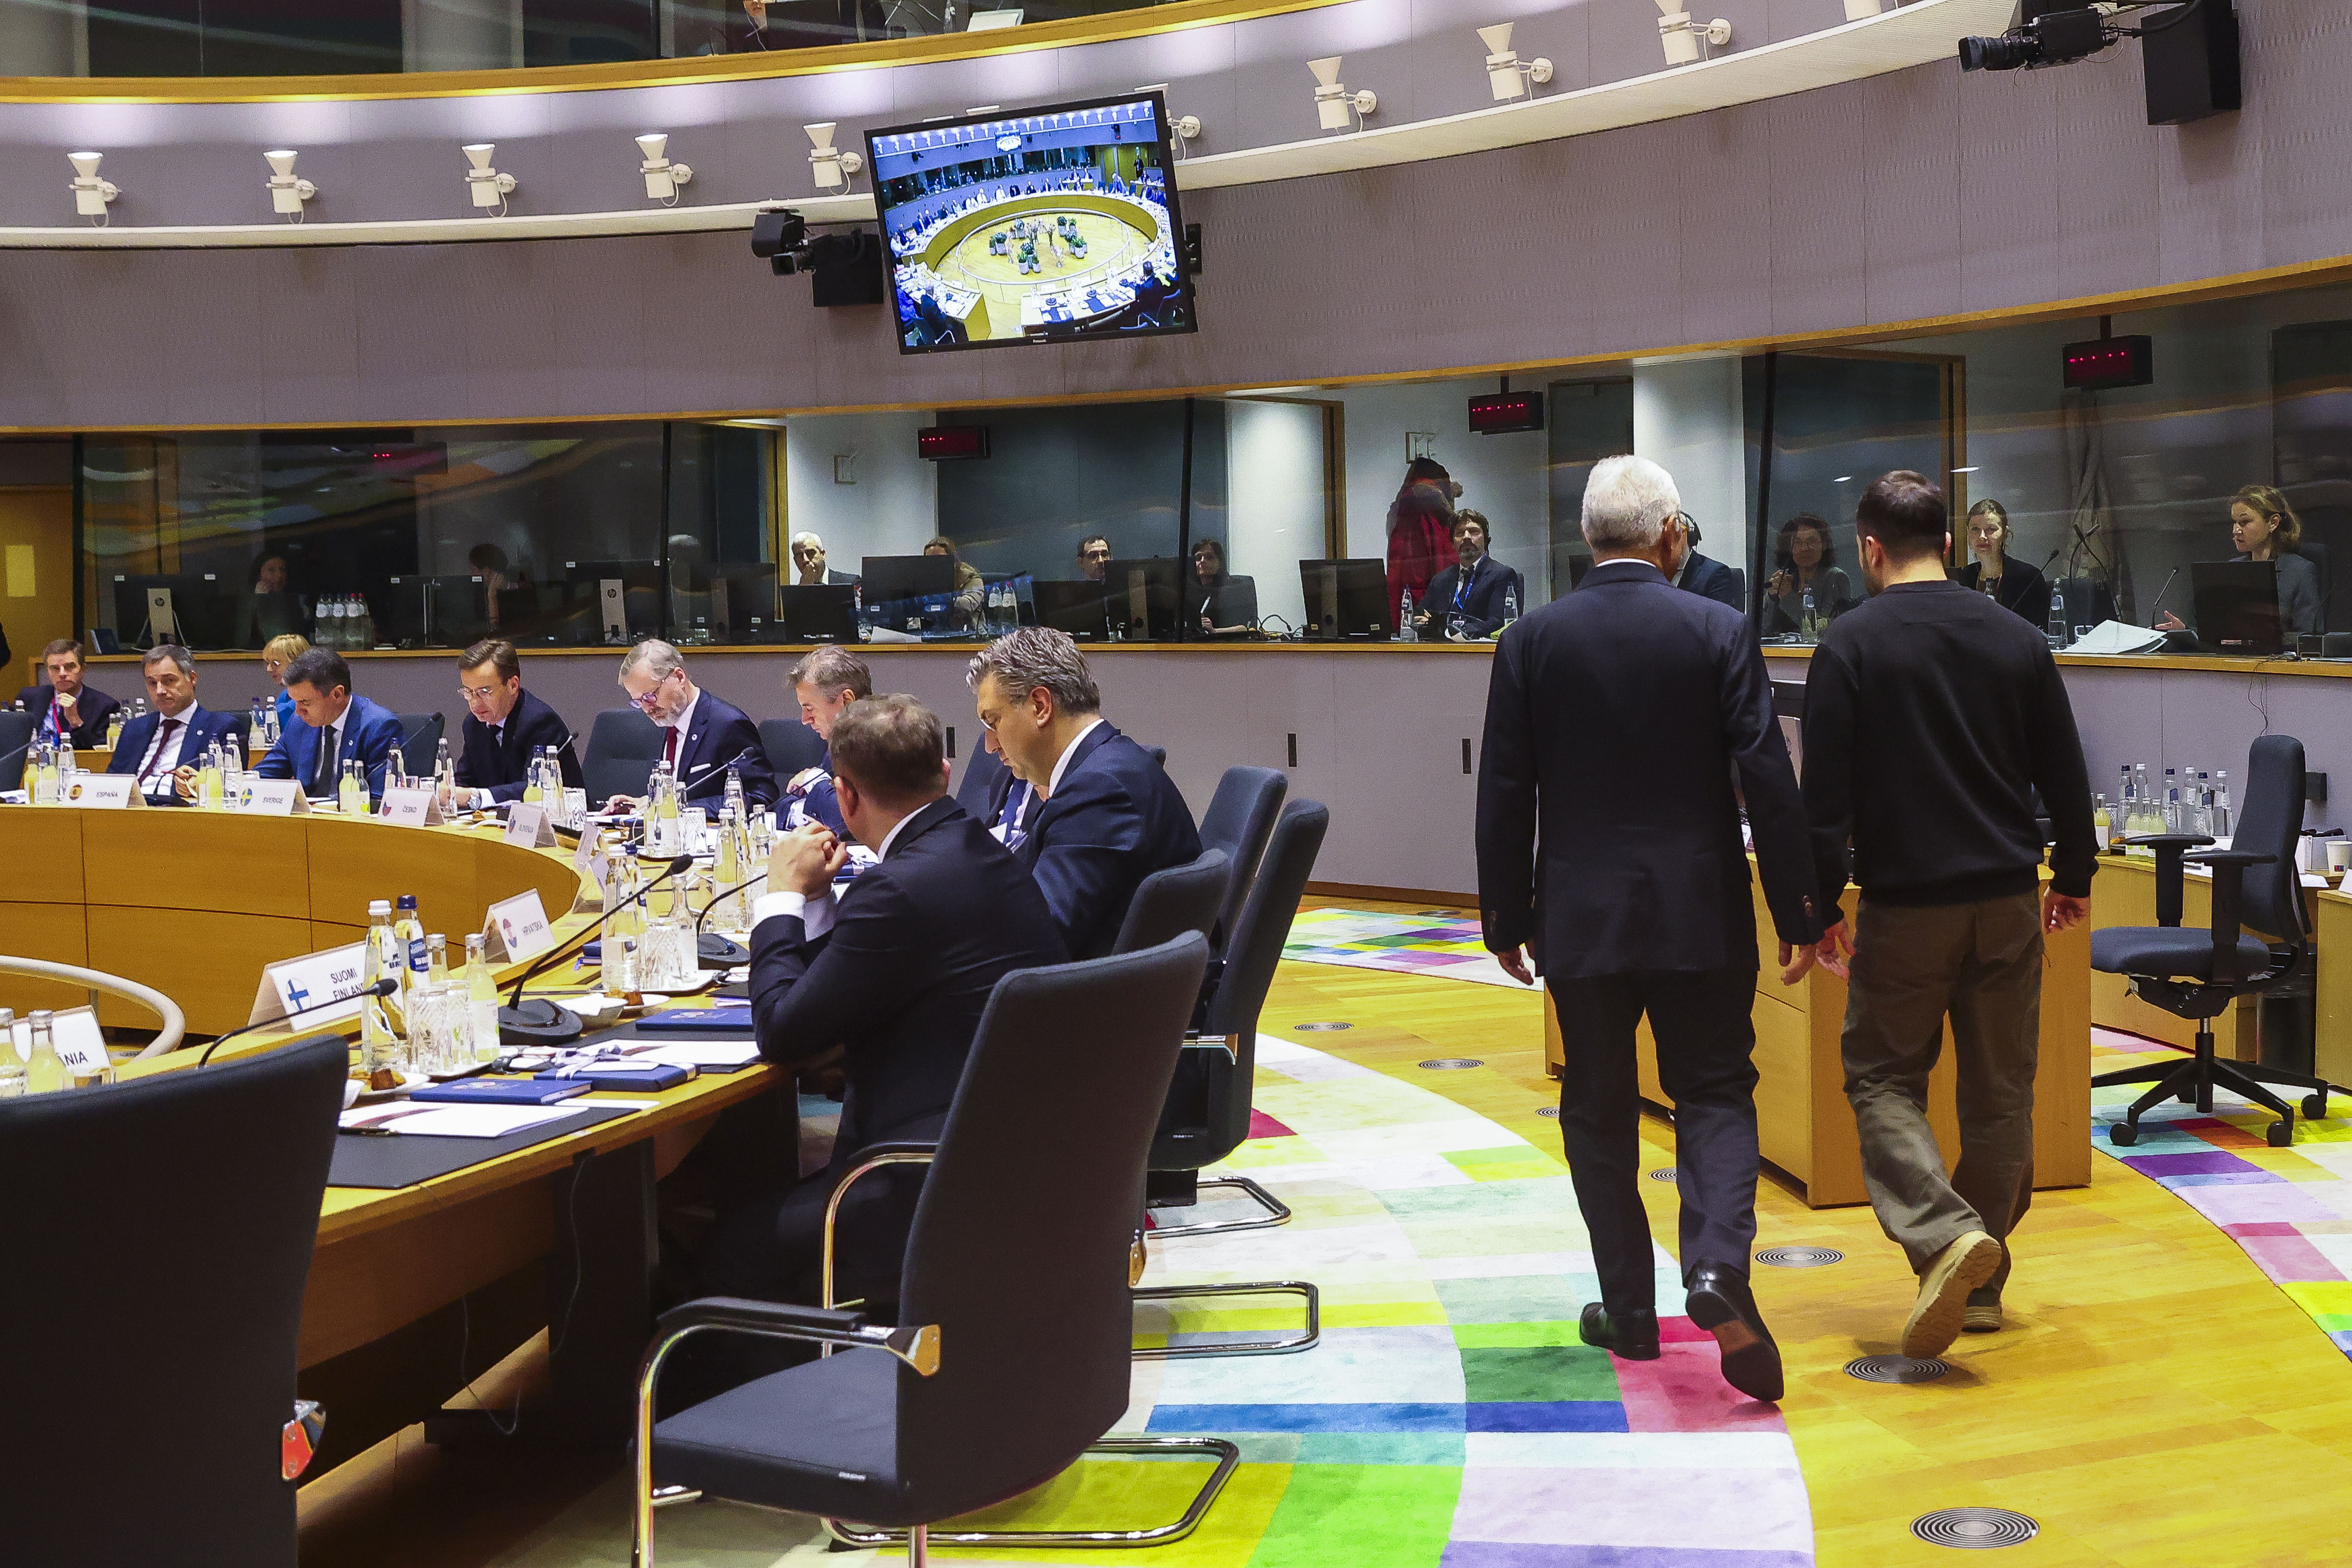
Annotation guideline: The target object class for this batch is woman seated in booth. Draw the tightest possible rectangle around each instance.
[260,632,309,736]
[2156,484,2324,642]
[1759,512,1856,637]
[1953,499,2050,624]
[924,536,987,630]
[1189,539,1258,638]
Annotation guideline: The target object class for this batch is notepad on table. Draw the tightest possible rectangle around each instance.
[338,1102,590,1138]
[634,1039,763,1070]
[408,1078,594,1106]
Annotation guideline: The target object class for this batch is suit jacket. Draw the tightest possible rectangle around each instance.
[1424,557,1526,638]
[18,684,121,750]
[1476,558,1824,982]
[1954,554,2051,626]
[1191,576,1259,634]
[454,687,585,804]
[669,689,778,810]
[1016,721,1203,961]
[107,704,248,794]
[748,797,1068,1159]
[785,744,848,836]
[1679,551,1748,612]
[253,694,406,800]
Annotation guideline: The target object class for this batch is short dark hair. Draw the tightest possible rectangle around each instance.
[283,647,352,696]
[1856,471,1948,560]
[40,638,80,662]
[789,645,871,700]
[460,638,520,684]
[1078,534,1111,556]
[1772,514,1837,574]
[827,695,946,807]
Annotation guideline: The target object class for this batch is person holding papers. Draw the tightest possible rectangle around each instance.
[697,695,1067,1309]
[606,639,777,813]
[445,638,583,809]
[107,644,246,802]
[252,649,405,803]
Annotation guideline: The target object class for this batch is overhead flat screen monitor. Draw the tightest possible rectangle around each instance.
[866,92,1195,355]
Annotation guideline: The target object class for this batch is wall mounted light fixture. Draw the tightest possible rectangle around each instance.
[1308,57,1377,132]
[68,151,118,223]
[1656,1,1731,65]
[264,150,316,220]
[461,143,516,213]
[804,124,864,192]
[636,133,694,203]
[1478,24,1554,101]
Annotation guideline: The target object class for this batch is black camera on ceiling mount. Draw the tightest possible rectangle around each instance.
[1959,0,2240,125]
[749,208,884,307]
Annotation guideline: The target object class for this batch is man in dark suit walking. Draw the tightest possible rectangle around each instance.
[700,695,1068,1306]
[446,638,583,808]
[967,627,1201,960]
[1477,454,1828,1403]
[107,644,246,801]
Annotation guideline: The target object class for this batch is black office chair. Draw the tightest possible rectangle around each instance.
[955,742,1008,820]
[581,707,665,801]
[2093,733,2333,1147]
[1113,848,1229,954]
[1135,799,1329,1358]
[636,935,1236,1565]
[1197,766,1287,951]
[0,708,32,792]
[757,718,828,782]
[3,1034,348,1568]
[396,710,445,761]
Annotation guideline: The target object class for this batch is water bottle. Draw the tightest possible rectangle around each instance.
[2162,767,2179,832]
[360,900,399,1073]
[105,708,125,751]
[1503,581,1520,623]
[1398,588,1418,643]
[1800,586,1818,639]
[464,933,501,1063]
[2211,770,2232,841]
[2048,584,2068,647]
[0,1009,22,1098]
[23,1010,65,1096]
[131,696,148,723]
[387,744,407,794]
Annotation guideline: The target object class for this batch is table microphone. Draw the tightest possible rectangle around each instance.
[499,852,694,1046]
[198,977,398,1066]
[678,747,762,801]
[692,871,768,969]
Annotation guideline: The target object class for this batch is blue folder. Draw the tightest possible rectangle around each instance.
[633,1007,756,1035]
[408,1078,594,1106]
[533,1060,697,1092]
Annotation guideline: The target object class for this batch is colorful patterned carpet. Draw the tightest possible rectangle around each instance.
[487,1035,1812,1567]
[2091,1027,2352,1359]
[1282,909,1521,989]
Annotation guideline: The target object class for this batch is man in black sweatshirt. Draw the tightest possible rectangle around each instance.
[1791,470,2095,1361]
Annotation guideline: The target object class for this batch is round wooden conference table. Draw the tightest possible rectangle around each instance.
[0,803,781,1475]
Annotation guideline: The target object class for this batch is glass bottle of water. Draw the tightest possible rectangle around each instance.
[1800,586,1818,640]
[0,1008,23,1098]
[604,858,641,992]
[32,737,56,804]
[465,933,502,1063]
[360,900,400,1074]
[2211,770,2232,841]
[2048,584,2068,648]
[387,744,407,794]
[1397,588,1418,643]
[105,706,125,751]
[22,1010,65,1096]
[2160,767,2179,831]
[392,895,427,1003]
[523,746,546,806]
[1503,580,1520,624]
[434,736,455,797]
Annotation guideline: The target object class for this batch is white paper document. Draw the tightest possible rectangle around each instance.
[337,1103,585,1138]
[636,1039,763,1069]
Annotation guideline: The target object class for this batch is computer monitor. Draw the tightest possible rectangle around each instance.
[380,575,491,649]
[563,559,661,644]
[860,555,956,606]
[110,573,232,650]
[1032,579,1111,640]
[1103,558,1181,641]
[2191,561,2284,656]
[1297,559,1390,641]
[780,585,859,643]
[705,563,780,644]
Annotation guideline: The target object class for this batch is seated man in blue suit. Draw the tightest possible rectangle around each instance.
[700,694,1068,1306]
[783,644,869,837]
[444,637,584,809]
[1416,511,1526,640]
[968,626,1202,960]
[252,647,405,803]
[18,638,121,750]
[609,639,778,813]
[107,644,248,802]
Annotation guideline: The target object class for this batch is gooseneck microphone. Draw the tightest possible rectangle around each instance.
[693,871,770,969]
[498,853,695,1046]
[198,977,398,1067]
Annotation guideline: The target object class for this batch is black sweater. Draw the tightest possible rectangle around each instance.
[1802,578,2096,910]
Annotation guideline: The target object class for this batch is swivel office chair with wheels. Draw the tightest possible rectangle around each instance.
[2093,733,2334,1147]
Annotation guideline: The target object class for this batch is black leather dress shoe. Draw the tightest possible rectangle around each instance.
[1685,1262,1782,1403]
[1578,1300,1660,1361]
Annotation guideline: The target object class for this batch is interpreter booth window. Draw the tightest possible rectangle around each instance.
[77,420,776,653]
[1885,281,2352,650]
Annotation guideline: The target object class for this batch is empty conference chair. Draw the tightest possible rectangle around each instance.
[397,710,445,763]
[757,718,828,782]
[636,935,1236,1565]
[3,1033,348,1568]
[581,707,665,802]
[2094,734,2331,1146]
[1196,766,1287,950]
[1135,799,1329,1358]
[0,707,32,791]
[1113,848,1229,955]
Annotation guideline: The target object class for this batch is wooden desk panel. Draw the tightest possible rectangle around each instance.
[3,809,84,901]
[80,809,310,919]
[0,901,89,1013]
[304,815,482,933]
[85,904,316,1028]
[2314,889,2352,1088]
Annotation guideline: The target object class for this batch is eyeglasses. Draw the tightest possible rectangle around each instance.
[458,684,504,703]
[623,669,678,712]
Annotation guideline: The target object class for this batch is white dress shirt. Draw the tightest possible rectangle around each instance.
[750,798,927,938]
[135,712,193,794]
[1041,716,1106,801]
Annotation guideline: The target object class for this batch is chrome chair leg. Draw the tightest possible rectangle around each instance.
[1145,1175,1292,1239]
[824,1436,1241,1550]
[1133,1279,1319,1359]
[909,1522,929,1567]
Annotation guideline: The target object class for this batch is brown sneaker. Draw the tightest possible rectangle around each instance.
[1903,1231,2003,1358]
[1961,1287,2003,1334]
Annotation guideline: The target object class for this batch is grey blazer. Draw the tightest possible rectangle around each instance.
[2237,550,2324,637]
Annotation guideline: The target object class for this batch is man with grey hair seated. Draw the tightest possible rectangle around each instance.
[106,642,246,802]
[790,531,860,588]
[609,638,776,812]
[1475,453,1825,1406]
[967,626,1201,960]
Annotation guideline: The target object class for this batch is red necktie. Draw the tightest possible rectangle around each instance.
[664,726,680,768]
[137,718,180,783]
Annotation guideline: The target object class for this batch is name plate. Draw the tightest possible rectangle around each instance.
[505,802,558,848]
[380,785,444,827]
[236,780,310,815]
[484,889,556,963]
[246,942,369,1028]
[8,1006,110,1075]
[62,775,140,809]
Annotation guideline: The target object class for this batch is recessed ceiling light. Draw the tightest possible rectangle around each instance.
[1951,465,1980,474]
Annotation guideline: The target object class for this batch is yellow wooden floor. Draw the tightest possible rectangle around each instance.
[1280,900,2352,1568]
